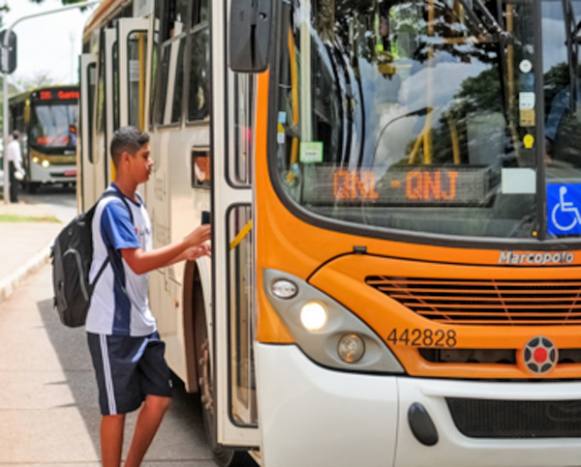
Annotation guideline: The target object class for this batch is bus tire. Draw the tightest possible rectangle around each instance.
[26,182,38,194]
[194,284,253,467]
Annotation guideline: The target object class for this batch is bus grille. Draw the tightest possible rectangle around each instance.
[366,276,581,325]
[446,398,581,438]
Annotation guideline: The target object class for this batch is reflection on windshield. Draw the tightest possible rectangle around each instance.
[543,1,581,170]
[541,0,581,238]
[274,0,545,239]
[31,104,78,148]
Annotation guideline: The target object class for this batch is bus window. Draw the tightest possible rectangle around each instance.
[149,1,161,130]
[127,31,148,129]
[274,0,538,239]
[156,0,187,127]
[170,37,186,123]
[95,41,106,136]
[155,43,171,125]
[191,0,208,26]
[227,204,257,427]
[87,62,96,162]
[542,0,581,171]
[112,42,120,131]
[231,74,254,186]
[162,0,190,41]
[187,25,209,122]
[191,148,210,187]
[30,104,78,148]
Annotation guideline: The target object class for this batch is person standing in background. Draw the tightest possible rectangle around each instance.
[6,131,23,202]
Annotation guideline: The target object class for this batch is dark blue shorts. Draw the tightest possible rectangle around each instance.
[87,332,172,415]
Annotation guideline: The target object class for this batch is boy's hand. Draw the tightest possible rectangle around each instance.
[183,243,212,261]
[184,225,211,247]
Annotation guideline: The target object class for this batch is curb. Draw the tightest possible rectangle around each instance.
[0,243,52,304]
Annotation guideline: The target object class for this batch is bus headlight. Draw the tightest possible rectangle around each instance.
[264,269,403,374]
[32,156,40,164]
[300,301,327,331]
[337,333,365,363]
[271,279,298,299]
[41,160,50,168]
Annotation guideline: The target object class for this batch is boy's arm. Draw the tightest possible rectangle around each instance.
[165,243,212,268]
[121,241,189,275]
[121,225,211,275]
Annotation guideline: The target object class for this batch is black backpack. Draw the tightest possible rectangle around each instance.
[51,191,132,327]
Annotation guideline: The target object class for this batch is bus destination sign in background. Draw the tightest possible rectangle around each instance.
[36,90,80,101]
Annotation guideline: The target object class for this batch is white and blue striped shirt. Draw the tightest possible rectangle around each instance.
[85,184,156,336]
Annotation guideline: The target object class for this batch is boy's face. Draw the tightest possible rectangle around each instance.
[126,143,153,183]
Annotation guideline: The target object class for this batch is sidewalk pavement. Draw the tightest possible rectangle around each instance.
[0,200,70,304]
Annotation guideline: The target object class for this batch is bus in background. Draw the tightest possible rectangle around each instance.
[78,0,581,466]
[10,85,79,192]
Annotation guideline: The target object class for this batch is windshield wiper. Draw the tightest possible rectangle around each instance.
[372,107,433,163]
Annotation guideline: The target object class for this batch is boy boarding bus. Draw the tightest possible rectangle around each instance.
[78,0,581,465]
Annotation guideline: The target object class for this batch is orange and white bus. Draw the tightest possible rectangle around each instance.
[79,0,581,466]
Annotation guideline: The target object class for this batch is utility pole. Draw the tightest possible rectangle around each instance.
[2,0,98,204]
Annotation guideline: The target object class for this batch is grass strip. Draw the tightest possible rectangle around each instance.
[0,214,61,223]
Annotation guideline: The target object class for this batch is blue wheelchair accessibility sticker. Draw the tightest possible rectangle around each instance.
[547,183,581,236]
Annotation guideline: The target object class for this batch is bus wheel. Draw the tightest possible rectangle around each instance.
[26,182,38,194]
[194,286,253,467]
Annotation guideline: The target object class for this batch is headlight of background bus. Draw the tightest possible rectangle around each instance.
[41,160,50,168]
[265,270,403,373]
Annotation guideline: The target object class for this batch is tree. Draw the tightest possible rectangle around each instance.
[12,70,57,92]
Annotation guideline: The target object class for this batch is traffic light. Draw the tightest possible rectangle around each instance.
[0,30,17,74]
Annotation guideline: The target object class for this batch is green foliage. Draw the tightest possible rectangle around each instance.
[454,67,503,116]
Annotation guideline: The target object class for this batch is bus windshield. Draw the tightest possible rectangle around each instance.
[30,102,78,149]
[274,0,581,240]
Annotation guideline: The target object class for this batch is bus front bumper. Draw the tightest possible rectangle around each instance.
[256,343,581,467]
[30,162,76,184]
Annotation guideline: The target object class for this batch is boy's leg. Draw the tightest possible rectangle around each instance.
[124,333,173,466]
[101,414,126,467]
[87,333,145,467]
[124,395,171,467]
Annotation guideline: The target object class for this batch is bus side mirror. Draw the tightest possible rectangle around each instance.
[229,0,272,72]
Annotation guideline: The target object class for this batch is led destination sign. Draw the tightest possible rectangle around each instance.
[302,166,490,205]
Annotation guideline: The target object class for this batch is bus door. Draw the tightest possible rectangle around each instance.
[212,0,260,448]
[116,18,150,130]
[79,53,97,211]
[116,18,150,204]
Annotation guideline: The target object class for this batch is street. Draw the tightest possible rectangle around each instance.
[18,185,78,223]
[0,189,220,466]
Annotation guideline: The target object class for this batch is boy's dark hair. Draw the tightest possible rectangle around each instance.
[110,127,150,166]
[12,130,19,140]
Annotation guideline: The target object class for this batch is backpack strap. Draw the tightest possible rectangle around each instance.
[88,190,135,293]
[99,189,141,310]
[89,255,110,293]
